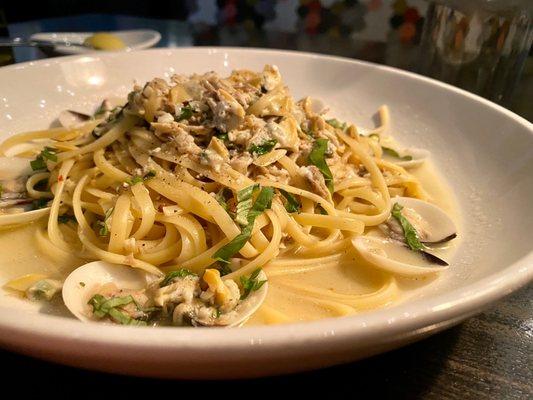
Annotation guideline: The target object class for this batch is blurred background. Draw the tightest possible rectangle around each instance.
[1,0,532,119]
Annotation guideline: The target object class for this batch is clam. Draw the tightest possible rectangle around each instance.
[58,110,91,128]
[62,261,151,322]
[352,197,457,276]
[382,146,430,169]
[391,197,457,244]
[352,236,449,276]
[62,261,268,327]
[0,156,33,180]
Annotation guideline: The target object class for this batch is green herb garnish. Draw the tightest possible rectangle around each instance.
[160,268,197,287]
[216,263,233,276]
[240,268,267,300]
[235,184,259,226]
[215,131,229,142]
[32,198,49,210]
[175,105,195,121]
[213,186,274,263]
[326,119,346,130]
[249,139,277,156]
[126,170,156,186]
[391,203,424,251]
[382,147,412,161]
[88,294,146,326]
[308,138,334,193]
[279,189,300,213]
[79,282,85,287]
[97,207,114,236]
[215,188,233,212]
[30,147,58,171]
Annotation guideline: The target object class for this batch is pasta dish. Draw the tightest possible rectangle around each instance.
[1,65,458,327]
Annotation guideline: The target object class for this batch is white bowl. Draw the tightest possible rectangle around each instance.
[0,48,531,379]
[30,29,161,54]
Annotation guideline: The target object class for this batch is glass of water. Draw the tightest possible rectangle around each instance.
[418,0,532,106]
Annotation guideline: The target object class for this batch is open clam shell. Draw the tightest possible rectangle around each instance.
[352,236,449,277]
[392,197,457,244]
[62,261,150,322]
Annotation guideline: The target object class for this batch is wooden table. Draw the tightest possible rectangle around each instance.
[1,284,531,397]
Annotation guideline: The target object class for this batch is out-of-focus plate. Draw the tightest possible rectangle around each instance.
[0,48,531,379]
[30,29,161,54]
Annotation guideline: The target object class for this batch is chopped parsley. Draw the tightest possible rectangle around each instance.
[88,294,146,326]
[279,189,300,213]
[175,105,195,121]
[30,147,57,171]
[125,170,156,186]
[382,146,413,161]
[213,186,274,263]
[97,207,114,236]
[214,130,229,142]
[308,138,334,193]
[160,268,197,287]
[326,119,346,130]
[235,184,259,226]
[240,268,267,300]
[249,139,277,156]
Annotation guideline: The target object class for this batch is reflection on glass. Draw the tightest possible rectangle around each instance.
[418,0,533,105]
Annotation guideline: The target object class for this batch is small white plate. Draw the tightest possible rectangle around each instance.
[0,48,531,379]
[30,29,161,54]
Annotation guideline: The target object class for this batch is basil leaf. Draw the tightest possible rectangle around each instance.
[391,203,424,251]
[175,105,194,121]
[240,268,267,300]
[279,189,300,213]
[88,294,147,325]
[249,139,277,156]
[213,187,274,263]
[215,130,229,142]
[41,147,57,162]
[308,138,334,193]
[235,184,259,226]
[143,170,156,180]
[215,188,232,212]
[326,119,346,130]
[382,146,413,161]
[216,263,233,276]
[160,268,197,287]
[30,156,47,171]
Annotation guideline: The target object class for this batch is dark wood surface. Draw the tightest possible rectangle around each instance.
[1,284,531,398]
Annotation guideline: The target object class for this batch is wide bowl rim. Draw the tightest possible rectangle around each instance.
[0,47,532,353]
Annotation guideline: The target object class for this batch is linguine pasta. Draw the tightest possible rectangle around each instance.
[0,65,457,326]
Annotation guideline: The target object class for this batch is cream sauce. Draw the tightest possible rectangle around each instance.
[0,161,459,326]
